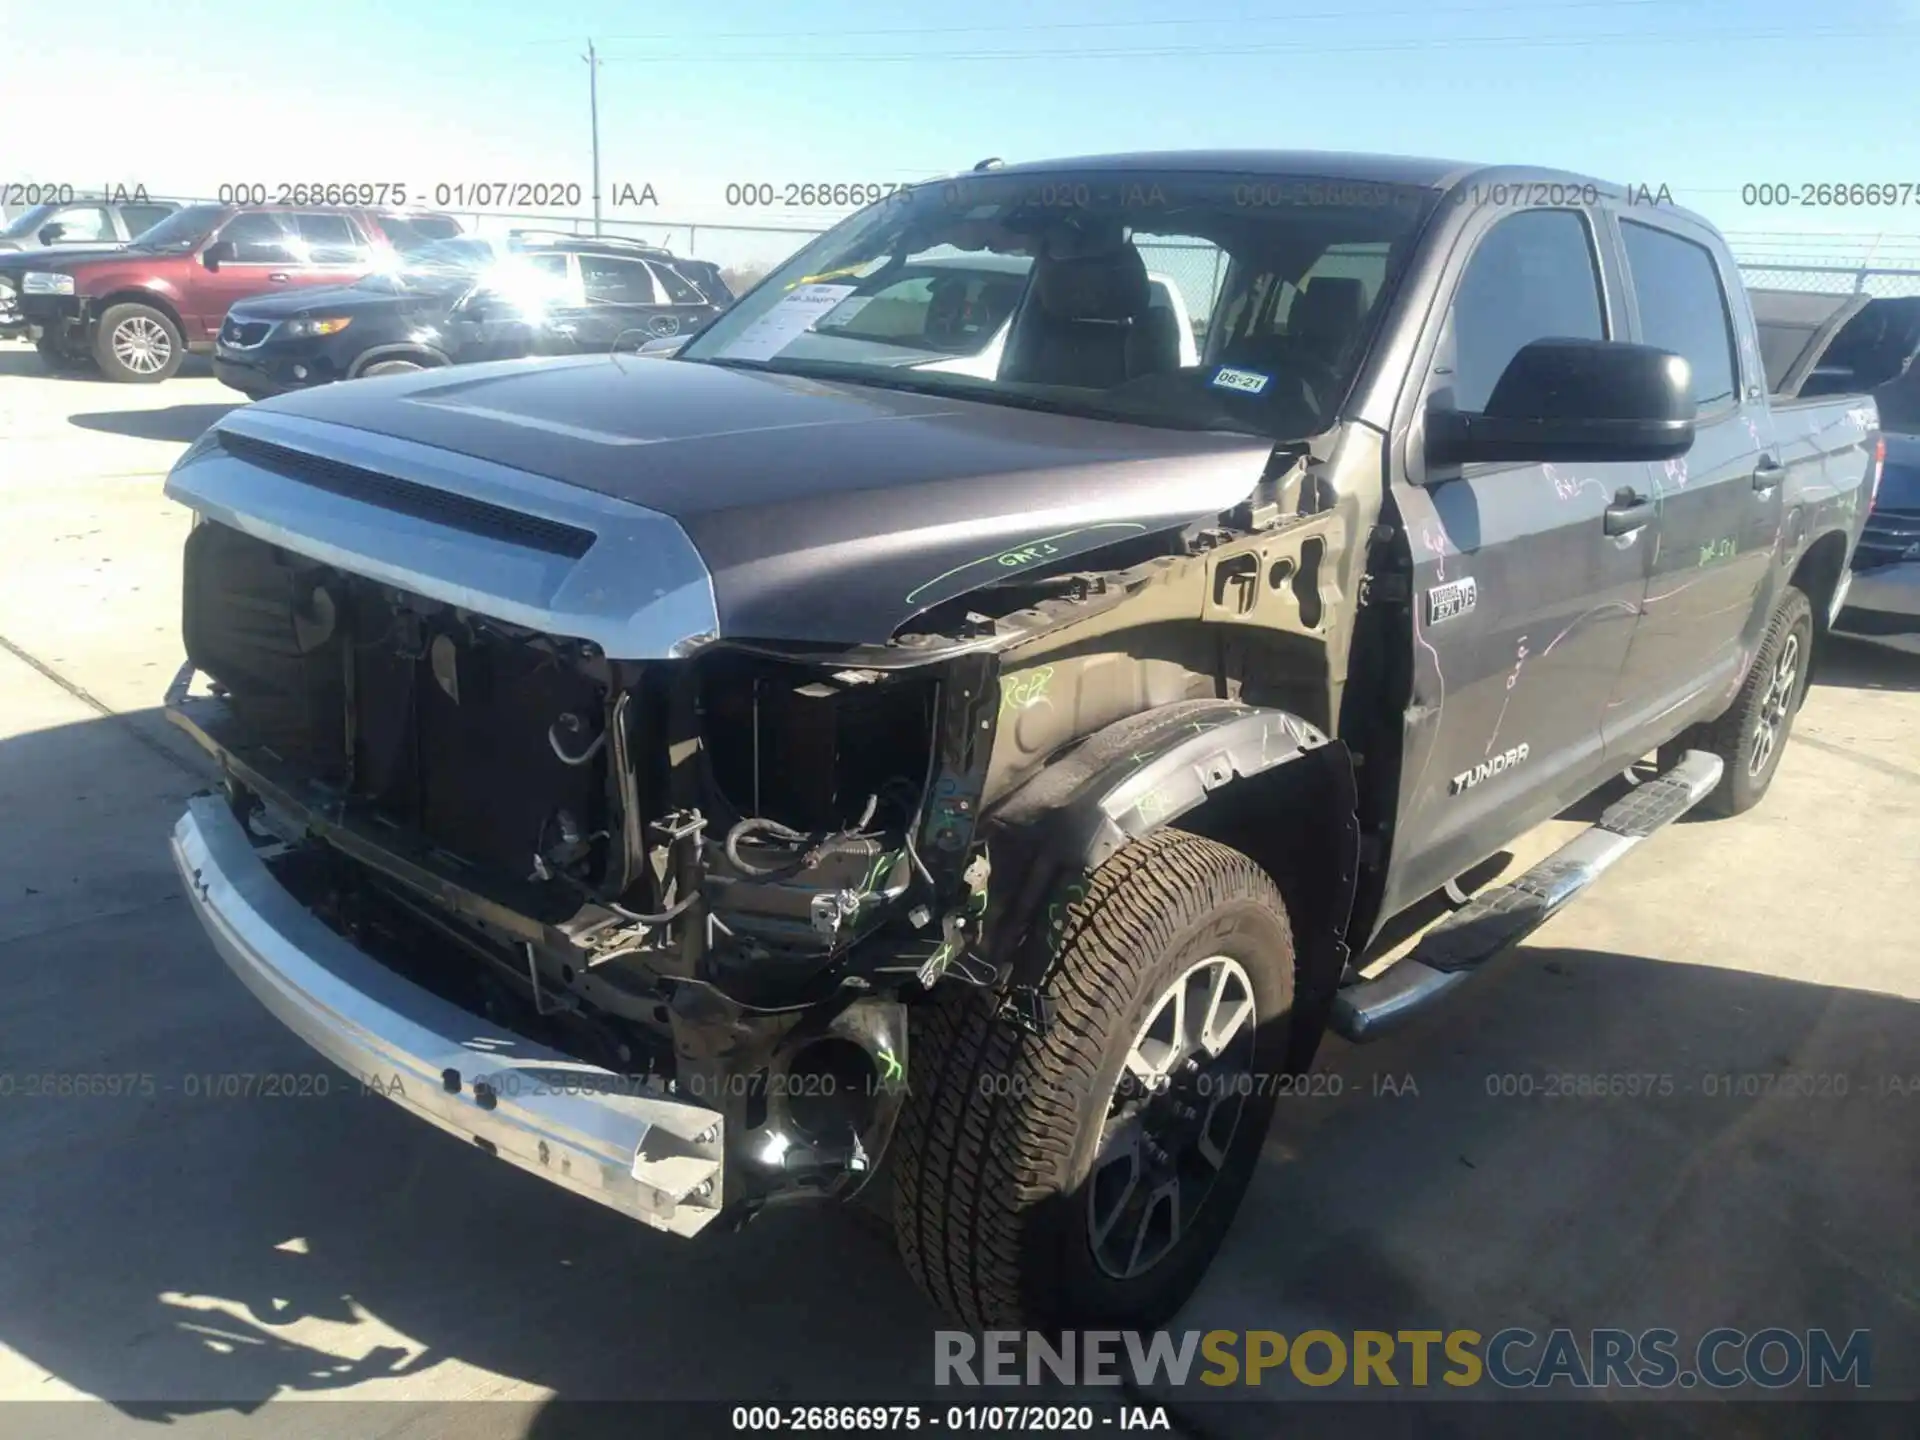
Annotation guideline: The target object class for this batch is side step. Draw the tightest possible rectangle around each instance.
[1330,749,1723,1042]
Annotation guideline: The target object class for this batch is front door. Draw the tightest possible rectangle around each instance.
[186,211,302,341]
[1604,216,1779,753]
[1382,205,1653,917]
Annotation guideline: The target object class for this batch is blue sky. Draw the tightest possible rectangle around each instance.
[7,0,1918,267]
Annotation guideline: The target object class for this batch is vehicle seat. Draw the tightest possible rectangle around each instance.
[1002,246,1181,387]
[1288,276,1367,371]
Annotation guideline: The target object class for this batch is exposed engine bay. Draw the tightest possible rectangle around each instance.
[171,477,1350,1214]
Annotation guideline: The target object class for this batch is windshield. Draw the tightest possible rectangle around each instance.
[0,204,62,241]
[353,236,496,291]
[680,169,1437,436]
[126,203,225,250]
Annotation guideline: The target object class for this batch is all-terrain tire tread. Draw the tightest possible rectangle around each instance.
[892,829,1290,1329]
[1693,585,1812,817]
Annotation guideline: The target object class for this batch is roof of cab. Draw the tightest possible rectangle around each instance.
[971,150,1724,236]
[980,150,1480,188]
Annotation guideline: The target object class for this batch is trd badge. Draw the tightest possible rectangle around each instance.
[1427,576,1478,625]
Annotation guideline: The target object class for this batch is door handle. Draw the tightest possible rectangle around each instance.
[1752,455,1786,492]
[1603,489,1656,536]
[268,272,290,282]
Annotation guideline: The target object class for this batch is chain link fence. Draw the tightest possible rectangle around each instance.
[1737,263,1920,298]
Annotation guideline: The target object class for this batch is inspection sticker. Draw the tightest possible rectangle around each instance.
[1210,366,1272,395]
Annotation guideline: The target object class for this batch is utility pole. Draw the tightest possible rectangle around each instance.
[584,38,603,235]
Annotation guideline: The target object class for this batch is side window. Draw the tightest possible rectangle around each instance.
[120,204,176,238]
[1444,209,1606,412]
[579,255,660,304]
[50,204,113,242]
[218,212,297,264]
[1620,221,1738,411]
[647,260,705,305]
[526,252,571,282]
[291,212,369,264]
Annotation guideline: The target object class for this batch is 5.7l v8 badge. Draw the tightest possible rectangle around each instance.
[1427,577,1478,625]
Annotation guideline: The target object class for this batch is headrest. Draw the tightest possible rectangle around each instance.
[1291,277,1366,344]
[1032,246,1151,323]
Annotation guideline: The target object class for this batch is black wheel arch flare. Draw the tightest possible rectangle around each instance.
[979,699,1360,1070]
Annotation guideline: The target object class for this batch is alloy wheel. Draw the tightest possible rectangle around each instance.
[112,316,172,375]
[1087,955,1258,1281]
[1748,631,1801,778]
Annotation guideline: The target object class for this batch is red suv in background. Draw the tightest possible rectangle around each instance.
[8,204,462,382]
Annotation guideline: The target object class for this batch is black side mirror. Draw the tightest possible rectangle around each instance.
[38,224,66,245]
[1426,338,1697,466]
[202,240,235,272]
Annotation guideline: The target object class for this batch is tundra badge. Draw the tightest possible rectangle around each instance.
[1451,743,1529,794]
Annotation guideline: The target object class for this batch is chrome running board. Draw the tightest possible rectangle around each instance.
[1330,749,1724,1042]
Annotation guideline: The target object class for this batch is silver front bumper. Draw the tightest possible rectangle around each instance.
[170,794,726,1236]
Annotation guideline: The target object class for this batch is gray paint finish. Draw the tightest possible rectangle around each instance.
[235,356,1277,645]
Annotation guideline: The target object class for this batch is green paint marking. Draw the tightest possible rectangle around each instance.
[999,665,1056,716]
[903,523,1151,608]
[877,1048,904,1082]
[1697,537,1737,568]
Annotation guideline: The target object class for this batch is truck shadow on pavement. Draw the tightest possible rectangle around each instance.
[0,706,1913,1431]
[68,403,239,445]
[1814,634,1920,693]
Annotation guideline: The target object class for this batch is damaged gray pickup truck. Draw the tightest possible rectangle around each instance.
[164,152,1879,1331]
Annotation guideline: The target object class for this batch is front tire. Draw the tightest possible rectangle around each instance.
[892,829,1296,1330]
[1680,585,1813,817]
[92,302,183,383]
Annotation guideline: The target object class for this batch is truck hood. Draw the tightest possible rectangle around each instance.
[177,354,1278,650]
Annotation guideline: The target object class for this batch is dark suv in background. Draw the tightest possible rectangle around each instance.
[213,233,731,398]
[6,203,461,382]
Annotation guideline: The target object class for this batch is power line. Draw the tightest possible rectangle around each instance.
[575,0,1717,43]
[594,25,1885,63]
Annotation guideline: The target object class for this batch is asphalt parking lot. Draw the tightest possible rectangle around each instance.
[1,339,1916,1437]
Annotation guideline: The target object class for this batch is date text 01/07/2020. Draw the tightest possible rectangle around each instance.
[210,181,659,209]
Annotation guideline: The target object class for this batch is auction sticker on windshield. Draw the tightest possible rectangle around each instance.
[719,283,859,361]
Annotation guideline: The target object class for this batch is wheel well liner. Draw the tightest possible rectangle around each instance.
[981,699,1360,1069]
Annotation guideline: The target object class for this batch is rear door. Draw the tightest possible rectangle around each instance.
[570,253,670,350]
[643,258,718,338]
[1604,216,1777,755]
[1383,204,1651,914]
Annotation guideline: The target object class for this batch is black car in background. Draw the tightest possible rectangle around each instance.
[212,233,731,398]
